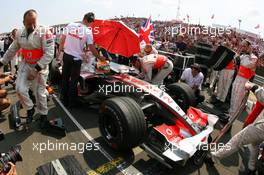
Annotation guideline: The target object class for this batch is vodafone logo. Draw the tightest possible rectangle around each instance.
[166,129,173,136]
[189,114,195,120]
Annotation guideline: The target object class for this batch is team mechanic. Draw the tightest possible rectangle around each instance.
[214,59,235,106]
[0,9,54,127]
[243,53,264,128]
[229,40,258,119]
[133,53,173,85]
[59,12,106,108]
[210,82,264,175]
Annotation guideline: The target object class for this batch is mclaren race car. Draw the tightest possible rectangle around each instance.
[51,56,219,168]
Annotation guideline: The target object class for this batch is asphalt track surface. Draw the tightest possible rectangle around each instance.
[0,85,252,175]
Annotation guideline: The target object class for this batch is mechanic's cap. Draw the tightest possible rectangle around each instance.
[191,63,201,72]
[83,12,95,23]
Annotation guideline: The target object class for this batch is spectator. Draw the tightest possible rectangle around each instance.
[0,73,12,112]
[175,34,187,52]
[3,37,13,72]
[9,29,19,75]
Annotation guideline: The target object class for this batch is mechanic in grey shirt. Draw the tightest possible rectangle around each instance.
[180,63,205,105]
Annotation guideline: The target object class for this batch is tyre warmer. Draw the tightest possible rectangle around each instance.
[37,155,86,175]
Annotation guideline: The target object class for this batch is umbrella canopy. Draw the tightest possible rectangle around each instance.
[92,19,141,57]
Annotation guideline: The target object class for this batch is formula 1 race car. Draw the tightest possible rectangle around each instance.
[51,58,218,168]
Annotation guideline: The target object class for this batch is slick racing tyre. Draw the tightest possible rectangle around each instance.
[99,97,146,150]
[167,82,196,112]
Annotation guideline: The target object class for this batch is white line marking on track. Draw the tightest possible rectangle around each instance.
[51,159,68,175]
[52,94,143,175]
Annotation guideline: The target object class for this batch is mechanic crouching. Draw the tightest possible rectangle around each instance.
[180,63,205,105]
[138,43,158,58]
[0,9,54,127]
[133,53,173,85]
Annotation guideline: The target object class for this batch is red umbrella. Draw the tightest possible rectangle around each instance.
[92,19,141,57]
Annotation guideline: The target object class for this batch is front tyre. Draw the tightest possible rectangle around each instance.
[99,97,147,151]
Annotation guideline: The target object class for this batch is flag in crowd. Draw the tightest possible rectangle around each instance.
[138,16,154,44]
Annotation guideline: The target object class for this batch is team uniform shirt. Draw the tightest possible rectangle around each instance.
[237,53,258,79]
[64,22,93,60]
[240,54,258,68]
[139,54,173,85]
[181,68,204,90]
[1,26,54,70]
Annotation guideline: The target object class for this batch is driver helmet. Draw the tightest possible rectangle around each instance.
[96,60,110,74]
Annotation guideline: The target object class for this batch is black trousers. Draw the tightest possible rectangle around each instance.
[61,53,82,106]
[195,89,205,105]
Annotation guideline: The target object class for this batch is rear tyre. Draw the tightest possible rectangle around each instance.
[99,97,146,151]
[167,82,196,112]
